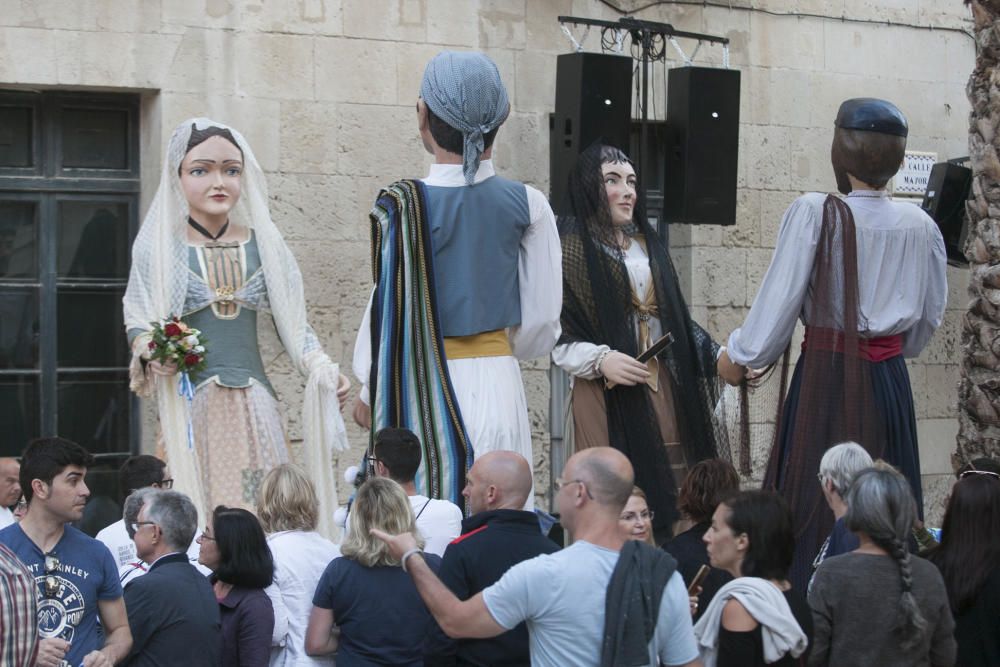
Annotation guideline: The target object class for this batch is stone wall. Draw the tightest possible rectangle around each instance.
[0,0,974,522]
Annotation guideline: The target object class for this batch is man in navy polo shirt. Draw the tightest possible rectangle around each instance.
[430,451,559,666]
[0,437,131,667]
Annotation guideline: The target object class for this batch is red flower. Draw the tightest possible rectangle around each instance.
[164,323,182,337]
[184,353,201,367]
[148,341,156,350]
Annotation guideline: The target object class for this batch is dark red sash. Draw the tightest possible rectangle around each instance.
[802,326,903,362]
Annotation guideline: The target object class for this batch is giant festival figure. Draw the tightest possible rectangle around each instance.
[352,52,562,509]
[718,98,948,587]
[124,119,350,535]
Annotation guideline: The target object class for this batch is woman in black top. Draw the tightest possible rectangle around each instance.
[926,469,1000,667]
[698,490,811,667]
[663,458,740,621]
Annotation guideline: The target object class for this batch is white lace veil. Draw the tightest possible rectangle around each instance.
[124,118,348,537]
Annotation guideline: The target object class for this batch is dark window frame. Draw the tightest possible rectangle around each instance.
[0,90,140,455]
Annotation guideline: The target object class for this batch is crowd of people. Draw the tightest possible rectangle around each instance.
[0,47,992,667]
[2,437,998,667]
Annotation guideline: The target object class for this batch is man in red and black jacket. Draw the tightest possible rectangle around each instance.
[429,451,560,667]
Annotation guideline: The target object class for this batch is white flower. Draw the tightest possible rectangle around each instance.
[194,345,205,353]
[183,335,199,348]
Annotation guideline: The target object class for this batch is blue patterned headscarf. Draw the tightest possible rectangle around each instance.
[420,51,510,185]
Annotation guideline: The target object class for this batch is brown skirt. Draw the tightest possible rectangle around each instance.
[570,361,688,489]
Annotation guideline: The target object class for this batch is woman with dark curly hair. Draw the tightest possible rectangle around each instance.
[197,506,275,667]
[664,458,741,620]
[926,469,1000,666]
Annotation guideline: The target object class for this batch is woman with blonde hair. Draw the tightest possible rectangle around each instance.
[257,464,339,666]
[305,478,446,665]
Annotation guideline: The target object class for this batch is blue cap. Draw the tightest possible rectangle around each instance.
[835,98,908,137]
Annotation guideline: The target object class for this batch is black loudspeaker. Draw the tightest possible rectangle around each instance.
[921,161,972,266]
[662,67,741,225]
[549,52,634,215]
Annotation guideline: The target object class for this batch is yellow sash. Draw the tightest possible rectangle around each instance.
[443,329,512,360]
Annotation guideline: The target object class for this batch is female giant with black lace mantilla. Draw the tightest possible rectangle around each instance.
[553,143,722,539]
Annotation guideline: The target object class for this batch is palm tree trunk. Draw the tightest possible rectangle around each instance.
[958,0,1000,463]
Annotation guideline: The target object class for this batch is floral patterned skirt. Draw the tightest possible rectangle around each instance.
[191,381,289,515]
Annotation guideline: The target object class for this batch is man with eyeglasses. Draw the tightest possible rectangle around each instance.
[0,437,132,667]
[96,456,174,571]
[120,490,220,666]
[370,428,463,557]
[374,447,702,667]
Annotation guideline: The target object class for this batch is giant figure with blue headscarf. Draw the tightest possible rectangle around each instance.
[352,51,562,511]
[717,98,948,589]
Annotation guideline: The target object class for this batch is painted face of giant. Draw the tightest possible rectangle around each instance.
[602,160,637,227]
[179,135,244,224]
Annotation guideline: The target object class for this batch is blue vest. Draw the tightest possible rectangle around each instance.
[423,176,530,337]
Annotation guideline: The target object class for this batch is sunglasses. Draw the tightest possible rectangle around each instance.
[43,553,60,598]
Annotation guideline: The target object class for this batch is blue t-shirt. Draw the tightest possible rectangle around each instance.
[482,540,698,667]
[0,523,122,667]
[312,554,444,667]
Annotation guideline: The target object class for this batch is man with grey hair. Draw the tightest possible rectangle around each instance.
[374,447,701,667]
[122,490,220,666]
[812,441,873,574]
[352,50,561,512]
[117,487,159,587]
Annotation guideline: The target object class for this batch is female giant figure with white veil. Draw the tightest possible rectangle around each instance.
[123,118,349,536]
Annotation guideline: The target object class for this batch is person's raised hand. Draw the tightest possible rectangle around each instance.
[370,528,418,562]
[600,351,650,387]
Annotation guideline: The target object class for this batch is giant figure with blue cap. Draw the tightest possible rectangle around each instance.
[351,51,562,511]
[717,98,948,589]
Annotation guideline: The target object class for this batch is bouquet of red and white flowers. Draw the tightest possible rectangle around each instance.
[148,316,208,382]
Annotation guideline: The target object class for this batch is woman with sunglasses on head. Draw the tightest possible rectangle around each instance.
[926,467,1000,667]
[554,143,721,542]
[197,506,275,667]
[123,119,350,528]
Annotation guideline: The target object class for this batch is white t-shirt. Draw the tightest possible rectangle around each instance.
[0,506,14,530]
[409,495,462,558]
[96,518,138,567]
[482,540,698,667]
[265,530,340,666]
